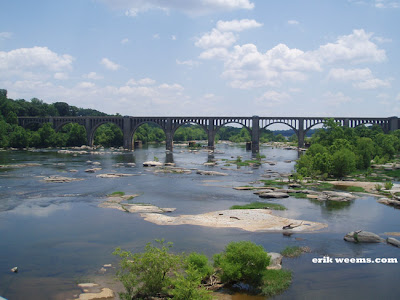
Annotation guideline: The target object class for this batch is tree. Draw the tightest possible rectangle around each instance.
[331,148,356,177]
[213,241,270,286]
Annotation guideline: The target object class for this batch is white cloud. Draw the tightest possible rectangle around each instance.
[196,28,386,90]
[374,0,399,8]
[396,93,400,101]
[171,35,177,40]
[54,72,69,80]
[216,19,262,32]
[322,91,352,106]
[153,33,160,39]
[0,32,13,39]
[353,78,391,89]
[195,29,237,49]
[0,47,73,80]
[256,91,291,107]
[176,59,201,67]
[121,38,129,44]
[77,81,96,89]
[101,0,254,16]
[84,72,103,80]
[138,78,156,85]
[100,58,120,71]
[328,68,391,89]
[314,29,386,64]
[288,20,299,25]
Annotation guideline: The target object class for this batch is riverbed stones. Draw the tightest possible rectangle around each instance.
[43,176,83,183]
[196,170,228,176]
[387,237,400,247]
[11,267,18,273]
[267,253,283,270]
[85,168,102,173]
[378,198,400,207]
[143,161,163,167]
[344,231,385,243]
[96,173,137,178]
[258,192,290,199]
[78,288,114,300]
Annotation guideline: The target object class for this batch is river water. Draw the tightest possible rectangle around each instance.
[0,144,399,300]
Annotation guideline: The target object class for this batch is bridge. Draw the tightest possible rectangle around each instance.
[17,116,399,153]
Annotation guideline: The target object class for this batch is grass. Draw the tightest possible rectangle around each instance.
[314,182,334,191]
[260,179,287,186]
[383,169,400,179]
[261,269,292,297]
[280,246,304,258]
[230,202,286,211]
[288,192,308,198]
[343,186,365,192]
[108,191,125,197]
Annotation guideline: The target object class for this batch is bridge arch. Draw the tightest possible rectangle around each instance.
[130,121,167,149]
[89,121,124,148]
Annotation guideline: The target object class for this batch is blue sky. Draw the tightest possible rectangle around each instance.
[1,0,399,119]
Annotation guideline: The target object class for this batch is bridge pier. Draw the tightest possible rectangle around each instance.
[297,118,305,148]
[165,119,173,151]
[208,118,215,150]
[251,116,259,153]
[85,118,93,147]
[389,116,399,131]
[123,117,133,150]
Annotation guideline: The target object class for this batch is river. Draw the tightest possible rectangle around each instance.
[0,144,399,300]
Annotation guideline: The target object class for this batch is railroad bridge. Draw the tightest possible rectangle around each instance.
[17,116,399,153]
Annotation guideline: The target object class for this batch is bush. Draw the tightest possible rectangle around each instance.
[385,182,394,190]
[171,264,213,300]
[185,252,213,281]
[213,241,270,286]
[113,240,181,299]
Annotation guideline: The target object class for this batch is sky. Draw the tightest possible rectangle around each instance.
[1,0,400,119]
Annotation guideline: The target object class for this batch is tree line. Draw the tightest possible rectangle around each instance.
[0,90,291,148]
[295,119,400,178]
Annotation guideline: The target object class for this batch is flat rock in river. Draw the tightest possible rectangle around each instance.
[258,192,289,199]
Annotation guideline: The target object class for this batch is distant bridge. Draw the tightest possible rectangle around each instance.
[17,116,399,153]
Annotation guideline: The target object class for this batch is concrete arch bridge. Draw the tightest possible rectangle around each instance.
[17,116,399,153]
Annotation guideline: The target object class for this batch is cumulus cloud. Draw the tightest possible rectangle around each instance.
[195,29,237,49]
[216,19,262,32]
[83,72,103,80]
[255,91,291,107]
[176,59,201,67]
[374,0,399,8]
[322,91,352,106]
[328,68,391,89]
[101,0,254,16]
[121,38,130,44]
[288,20,299,25]
[0,32,13,39]
[195,27,387,89]
[314,29,386,64]
[100,57,120,71]
[54,72,69,80]
[0,47,73,80]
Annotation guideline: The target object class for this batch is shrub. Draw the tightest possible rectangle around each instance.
[171,264,213,300]
[213,241,270,286]
[113,239,181,299]
[375,184,382,191]
[385,182,394,190]
[185,252,213,281]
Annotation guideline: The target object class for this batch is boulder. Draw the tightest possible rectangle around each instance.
[43,176,83,183]
[143,161,163,167]
[78,288,114,300]
[378,198,400,207]
[259,192,289,199]
[387,237,400,247]
[267,252,283,270]
[196,170,227,176]
[344,231,385,243]
[96,173,136,178]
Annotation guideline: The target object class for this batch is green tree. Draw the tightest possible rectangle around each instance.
[331,148,356,177]
[213,241,270,286]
